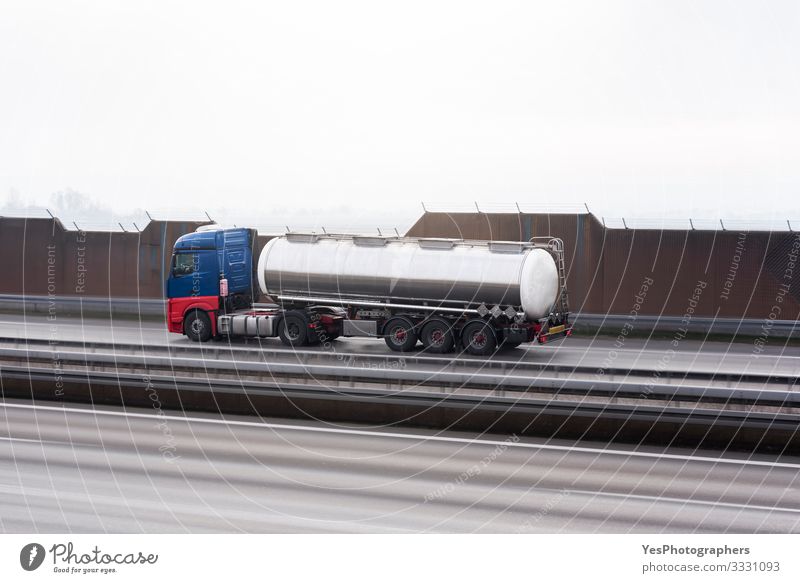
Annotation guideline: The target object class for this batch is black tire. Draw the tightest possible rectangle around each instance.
[383,317,418,352]
[461,320,497,356]
[279,311,309,347]
[420,318,456,353]
[184,309,212,342]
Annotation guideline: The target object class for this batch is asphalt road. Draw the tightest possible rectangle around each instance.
[1,313,798,378]
[1,399,798,533]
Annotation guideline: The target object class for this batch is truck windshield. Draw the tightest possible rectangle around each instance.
[172,253,198,277]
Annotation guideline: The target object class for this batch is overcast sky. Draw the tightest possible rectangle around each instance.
[1,1,798,230]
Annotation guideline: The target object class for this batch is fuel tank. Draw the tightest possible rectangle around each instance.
[257,234,559,321]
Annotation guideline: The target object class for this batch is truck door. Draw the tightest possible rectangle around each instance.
[166,250,220,299]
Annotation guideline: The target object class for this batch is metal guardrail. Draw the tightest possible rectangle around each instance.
[2,336,797,449]
[0,295,165,318]
[4,365,795,433]
[2,334,796,388]
[1,339,797,410]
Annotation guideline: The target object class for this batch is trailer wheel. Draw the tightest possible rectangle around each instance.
[279,311,309,347]
[420,319,455,353]
[461,320,497,356]
[184,310,212,342]
[383,317,418,352]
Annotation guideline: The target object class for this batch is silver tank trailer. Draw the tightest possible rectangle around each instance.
[257,234,560,321]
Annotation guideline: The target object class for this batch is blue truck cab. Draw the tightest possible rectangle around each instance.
[166,227,257,338]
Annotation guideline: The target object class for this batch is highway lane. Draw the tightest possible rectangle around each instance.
[0,399,798,533]
[1,313,798,378]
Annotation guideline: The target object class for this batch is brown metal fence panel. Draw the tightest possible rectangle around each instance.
[2,212,798,324]
[406,211,800,323]
[0,217,207,300]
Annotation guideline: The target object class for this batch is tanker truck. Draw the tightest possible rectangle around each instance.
[165,227,571,355]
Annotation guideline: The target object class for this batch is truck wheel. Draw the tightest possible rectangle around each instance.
[461,320,497,356]
[184,310,212,342]
[420,319,455,353]
[383,317,418,352]
[279,311,309,347]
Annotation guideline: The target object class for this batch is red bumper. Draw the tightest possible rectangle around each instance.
[537,325,572,344]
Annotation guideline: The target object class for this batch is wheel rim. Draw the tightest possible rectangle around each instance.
[191,319,204,335]
[471,330,487,348]
[429,328,445,346]
[287,322,301,340]
[391,326,408,344]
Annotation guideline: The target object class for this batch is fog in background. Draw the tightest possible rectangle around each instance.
[1,1,798,232]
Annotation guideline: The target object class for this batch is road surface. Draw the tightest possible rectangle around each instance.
[1,399,798,533]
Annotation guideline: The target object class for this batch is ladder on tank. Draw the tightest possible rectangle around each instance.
[530,237,570,325]
[549,237,570,322]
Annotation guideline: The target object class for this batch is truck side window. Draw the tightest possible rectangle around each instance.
[172,253,197,277]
